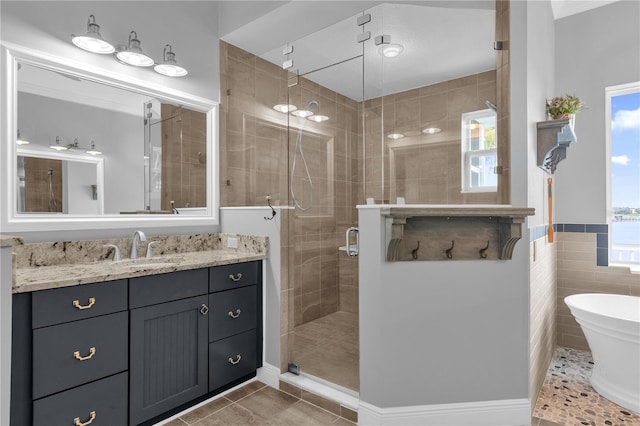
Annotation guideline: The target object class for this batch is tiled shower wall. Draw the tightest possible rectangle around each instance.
[23,157,62,213]
[362,71,498,204]
[161,104,207,211]
[556,231,640,350]
[218,42,361,332]
[529,231,556,411]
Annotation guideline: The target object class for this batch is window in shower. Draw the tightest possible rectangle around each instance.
[461,109,497,192]
[606,82,640,269]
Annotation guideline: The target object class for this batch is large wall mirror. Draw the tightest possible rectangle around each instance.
[1,44,218,232]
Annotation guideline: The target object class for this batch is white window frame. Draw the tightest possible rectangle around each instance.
[461,109,497,193]
[605,81,640,270]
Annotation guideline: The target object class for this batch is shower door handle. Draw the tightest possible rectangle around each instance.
[345,227,359,257]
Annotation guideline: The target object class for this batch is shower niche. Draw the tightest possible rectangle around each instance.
[382,205,535,261]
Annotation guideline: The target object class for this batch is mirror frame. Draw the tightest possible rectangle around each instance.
[1,42,219,233]
[17,145,106,214]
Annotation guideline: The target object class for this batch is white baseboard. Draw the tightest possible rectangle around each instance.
[257,363,280,388]
[358,398,531,426]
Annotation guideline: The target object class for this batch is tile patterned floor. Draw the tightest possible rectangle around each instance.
[293,311,359,392]
[533,347,640,426]
[162,381,355,425]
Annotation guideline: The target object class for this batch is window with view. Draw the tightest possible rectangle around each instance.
[461,109,497,192]
[607,82,640,268]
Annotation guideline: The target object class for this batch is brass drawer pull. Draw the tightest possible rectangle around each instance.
[74,411,96,426]
[73,347,96,361]
[228,273,243,282]
[228,354,242,365]
[73,297,96,310]
[228,309,241,319]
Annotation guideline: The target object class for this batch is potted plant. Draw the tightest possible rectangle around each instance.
[546,94,585,127]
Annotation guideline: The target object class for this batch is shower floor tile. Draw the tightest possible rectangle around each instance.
[533,346,640,425]
[293,311,359,392]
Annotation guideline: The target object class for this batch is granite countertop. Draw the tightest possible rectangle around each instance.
[14,249,266,293]
[0,235,23,247]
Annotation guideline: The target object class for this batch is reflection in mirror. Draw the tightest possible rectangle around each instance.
[17,146,104,214]
[15,61,209,217]
[144,100,207,213]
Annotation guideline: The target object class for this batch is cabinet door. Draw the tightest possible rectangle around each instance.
[130,295,208,425]
[209,329,257,391]
[33,311,128,399]
[33,372,128,426]
[209,285,257,342]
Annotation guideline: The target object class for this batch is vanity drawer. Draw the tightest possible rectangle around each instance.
[210,261,259,293]
[130,268,208,308]
[32,279,127,329]
[209,286,257,342]
[33,311,128,399]
[209,329,257,391]
[33,372,128,426]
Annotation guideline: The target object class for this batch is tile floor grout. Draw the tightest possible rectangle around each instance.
[532,346,640,426]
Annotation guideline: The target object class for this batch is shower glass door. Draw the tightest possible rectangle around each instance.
[284,14,364,392]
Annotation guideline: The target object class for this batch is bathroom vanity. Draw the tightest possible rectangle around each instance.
[9,234,266,426]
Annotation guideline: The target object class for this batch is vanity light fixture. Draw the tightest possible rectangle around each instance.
[387,133,404,140]
[16,129,30,145]
[273,104,298,113]
[154,44,188,77]
[85,141,102,156]
[379,43,404,58]
[422,127,442,134]
[71,15,115,54]
[116,31,154,67]
[308,115,329,123]
[49,136,68,151]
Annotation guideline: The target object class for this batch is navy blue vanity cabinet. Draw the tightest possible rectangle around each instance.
[15,279,130,426]
[129,268,209,426]
[208,261,262,392]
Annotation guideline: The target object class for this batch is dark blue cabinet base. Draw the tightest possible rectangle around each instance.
[11,261,263,426]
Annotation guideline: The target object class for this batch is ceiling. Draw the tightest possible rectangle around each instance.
[223,1,496,100]
[221,0,622,100]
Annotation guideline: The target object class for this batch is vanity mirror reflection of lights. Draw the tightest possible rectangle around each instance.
[2,45,218,232]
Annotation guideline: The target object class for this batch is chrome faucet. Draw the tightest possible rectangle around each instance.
[130,230,147,259]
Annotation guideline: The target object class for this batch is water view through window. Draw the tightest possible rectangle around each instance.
[610,86,640,267]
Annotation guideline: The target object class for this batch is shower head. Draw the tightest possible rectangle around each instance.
[308,100,318,111]
[485,100,497,112]
[47,168,54,177]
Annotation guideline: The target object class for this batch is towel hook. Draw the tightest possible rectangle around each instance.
[479,240,490,259]
[411,241,420,260]
[445,240,455,259]
[264,195,277,221]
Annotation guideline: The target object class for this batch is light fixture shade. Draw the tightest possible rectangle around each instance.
[116,31,154,67]
[422,127,442,134]
[16,129,30,145]
[71,15,115,54]
[85,141,102,155]
[273,104,297,113]
[154,44,188,77]
[379,43,404,58]
[49,136,68,151]
[387,133,404,140]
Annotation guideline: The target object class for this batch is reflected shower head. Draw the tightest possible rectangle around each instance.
[308,100,318,111]
[47,168,54,176]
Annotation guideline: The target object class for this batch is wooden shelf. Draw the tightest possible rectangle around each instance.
[380,205,535,261]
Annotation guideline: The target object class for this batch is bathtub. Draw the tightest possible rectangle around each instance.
[564,293,640,414]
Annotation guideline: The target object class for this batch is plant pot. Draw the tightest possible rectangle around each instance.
[548,113,575,128]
